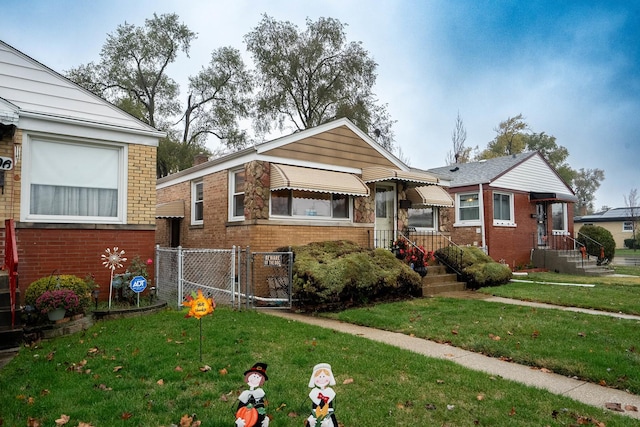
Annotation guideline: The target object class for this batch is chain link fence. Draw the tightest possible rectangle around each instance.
[155,246,292,310]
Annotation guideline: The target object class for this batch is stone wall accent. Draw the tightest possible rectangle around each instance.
[354,184,374,224]
[245,161,270,220]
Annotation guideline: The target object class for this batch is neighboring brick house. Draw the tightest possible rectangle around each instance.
[428,152,577,269]
[575,208,639,249]
[0,40,164,299]
[155,118,452,253]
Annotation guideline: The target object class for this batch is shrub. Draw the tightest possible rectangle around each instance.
[577,225,615,262]
[624,238,639,250]
[285,240,421,311]
[435,246,512,289]
[25,274,92,314]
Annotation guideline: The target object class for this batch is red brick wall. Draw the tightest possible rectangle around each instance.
[15,227,155,302]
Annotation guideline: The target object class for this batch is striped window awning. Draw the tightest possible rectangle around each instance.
[361,166,439,185]
[406,185,454,207]
[270,164,370,196]
[156,200,184,218]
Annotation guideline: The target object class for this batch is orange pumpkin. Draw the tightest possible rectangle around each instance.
[236,404,259,426]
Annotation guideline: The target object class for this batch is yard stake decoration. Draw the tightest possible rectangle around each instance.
[182,289,216,361]
[101,247,127,310]
[305,363,338,427]
[235,362,269,427]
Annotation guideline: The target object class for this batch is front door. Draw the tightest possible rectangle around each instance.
[375,183,396,248]
[536,203,547,246]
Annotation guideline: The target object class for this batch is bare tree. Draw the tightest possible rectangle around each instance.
[624,188,638,249]
[445,112,472,164]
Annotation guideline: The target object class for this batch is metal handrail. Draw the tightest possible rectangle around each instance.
[398,229,463,276]
[576,231,607,264]
[3,219,19,328]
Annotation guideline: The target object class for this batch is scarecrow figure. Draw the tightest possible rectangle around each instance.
[235,362,269,427]
[305,363,338,427]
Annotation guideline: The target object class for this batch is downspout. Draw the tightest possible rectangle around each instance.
[479,183,487,253]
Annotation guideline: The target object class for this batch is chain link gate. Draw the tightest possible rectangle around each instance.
[155,246,293,310]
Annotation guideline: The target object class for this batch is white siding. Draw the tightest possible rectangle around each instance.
[491,155,572,193]
[0,41,156,133]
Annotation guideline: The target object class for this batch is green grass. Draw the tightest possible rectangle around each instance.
[615,249,640,257]
[1,307,636,426]
[476,272,640,315]
[329,297,640,396]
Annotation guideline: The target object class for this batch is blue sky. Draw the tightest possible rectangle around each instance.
[2,0,639,209]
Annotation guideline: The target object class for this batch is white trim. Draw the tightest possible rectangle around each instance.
[228,169,245,222]
[492,191,516,227]
[191,180,204,225]
[20,132,128,224]
[454,191,481,227]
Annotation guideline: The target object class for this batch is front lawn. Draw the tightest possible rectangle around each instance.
[0,308,635,426]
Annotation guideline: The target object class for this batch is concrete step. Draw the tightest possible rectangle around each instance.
[422,281,466,297]
[0,328,23,351]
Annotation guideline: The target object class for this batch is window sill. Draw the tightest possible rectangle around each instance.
[493,221,517,227]
[453,221,481,227]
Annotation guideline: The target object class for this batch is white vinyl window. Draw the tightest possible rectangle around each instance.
[456,192,480,225]
[270,189,350,219]
[25,137,125,223]
[551,203,568,235]
[229,169,245,220]
[623,221,633,232]
[493,192,515,226]
[191,181,203,225]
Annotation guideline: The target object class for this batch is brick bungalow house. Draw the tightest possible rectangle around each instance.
[0,40,164,301]
[428,151,577,269]
[155,118,453,253]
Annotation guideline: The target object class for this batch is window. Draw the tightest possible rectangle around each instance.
[191,181,203,225]
[457,192,480,223]
[408,207,436,229]
[493,192,515,226]
[230,169,245,220]
[270,189,350,219]
[551,203,567,234]
[623,221,633,232]
[26,137,124,223]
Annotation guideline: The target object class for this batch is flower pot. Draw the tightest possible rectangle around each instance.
[47,308,66,321]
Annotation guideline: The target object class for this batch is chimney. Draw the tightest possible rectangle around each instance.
[193,153,209,166]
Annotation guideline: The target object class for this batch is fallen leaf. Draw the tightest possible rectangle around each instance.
[531,330,540,338]
[424,403,437,410]
[342,378,354,384]
[77,422,94,427]
[436,379,445,384]
[447,404,455,410]
[477,393,485,401]
[489,334,501,341]
[276,403,287,411]
[218,367,227,375]
[199,365,211,372]
[157,379,164,385]
[605,402,624,412]
[46,352,55,361]
[175,366,184,372]
[578,332,586,337]
[179,414,193,427]
[599,380,607,386]
[40,389,50,396]
[625,404,638,411]
[54,414,70,426]
[287,412,298,417]
[540,368,552,374]
[87,347,99,355]
[27,417,41,427]
[219,394,228,402]
[121,412,133,420]
[509,407,516,416]
[451,329,458,335]
[27,397,35,405]
[113,366,123,372]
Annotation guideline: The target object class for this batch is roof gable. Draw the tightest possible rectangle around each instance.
[0,40,161,135]
[428,152,574,195]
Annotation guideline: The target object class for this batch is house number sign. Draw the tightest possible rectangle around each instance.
[0,156,13,170]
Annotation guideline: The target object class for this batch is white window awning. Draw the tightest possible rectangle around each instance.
[362,166,439,185]
[406,185,454,207]
[270,164,370,196]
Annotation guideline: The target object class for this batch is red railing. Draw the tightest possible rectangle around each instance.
[3,219,18,327]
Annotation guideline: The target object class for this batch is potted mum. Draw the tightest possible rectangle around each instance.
[35,289,80,321]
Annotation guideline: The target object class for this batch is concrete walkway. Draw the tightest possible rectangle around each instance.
[265,298,640,420]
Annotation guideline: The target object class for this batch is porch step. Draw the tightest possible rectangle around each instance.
[532,249,614,276]
[421,265,466,297]
[0,272,23,349]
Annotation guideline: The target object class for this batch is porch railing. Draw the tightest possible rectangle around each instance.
[576,231,607,265]
[534,232,586,268]
[399,228,464,276]
[2,219,19,328]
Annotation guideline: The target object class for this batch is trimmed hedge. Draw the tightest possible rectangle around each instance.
[284,240,421,311]
[577,225,615,262]
[436,246,512,289]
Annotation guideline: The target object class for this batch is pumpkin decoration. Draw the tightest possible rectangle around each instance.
[236,404,259,426]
